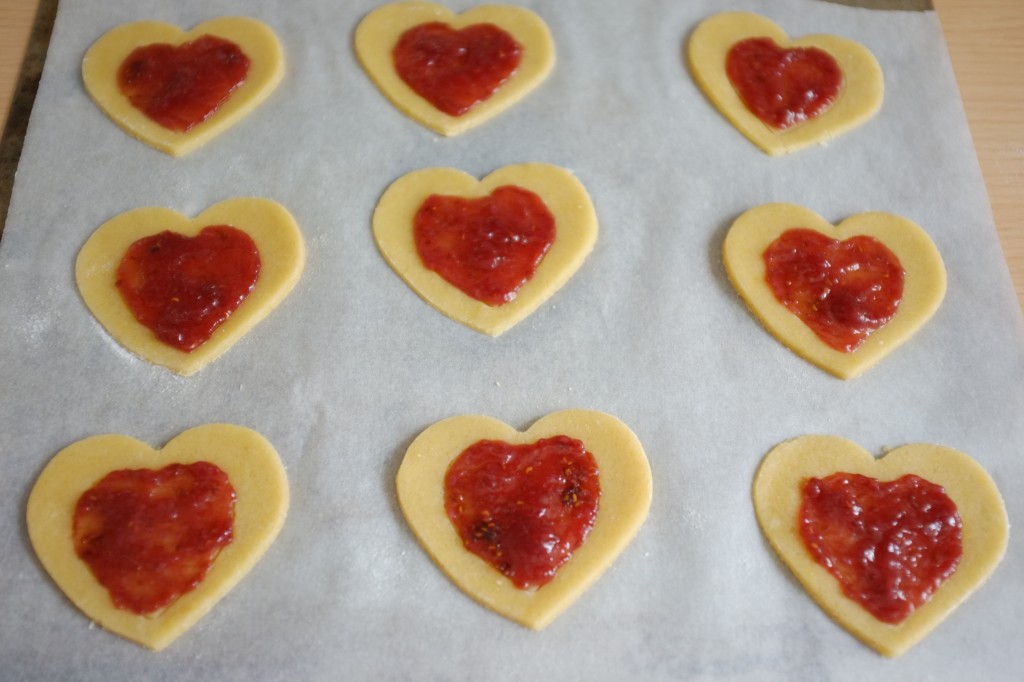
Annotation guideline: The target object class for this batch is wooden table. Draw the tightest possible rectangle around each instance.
[2,0,1022,307]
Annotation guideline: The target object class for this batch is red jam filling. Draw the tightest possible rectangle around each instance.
[393,21,522,116]
[763,228,904,352]
[118,34,250,132]
[800,472,963,624]
[115,225,261,352]
[414,185,556,306]
[73,462,236,615]
[726,37,842,130]
[444,436,601,589]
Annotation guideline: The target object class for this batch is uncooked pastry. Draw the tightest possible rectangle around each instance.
[753,435,1008,657]
[373,163,598,336]
[722,203,945,379]
[396,410,652,630]
[687,12,883,155]
[76,198,305,376]
[83,17,284,157]
[355,2,555,136]
[26,424,290,651]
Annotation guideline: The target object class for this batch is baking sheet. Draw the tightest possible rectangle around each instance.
[1,0,1022,679]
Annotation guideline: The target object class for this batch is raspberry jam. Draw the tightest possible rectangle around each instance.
[726,37,842,130]
[118,34,250,132]
[445,436,600,589]
[115,225,261,352]
[414,185,556,306]
[763,228,904,352]
[800,472,963,624]
[73,462,236,615]
[393,22,522,116]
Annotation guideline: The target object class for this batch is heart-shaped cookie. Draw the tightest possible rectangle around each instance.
[26,424,289,651]
[76,198,305,376]
[83,17,284,156]
[688,12,883,155]
[396,410,651,629]
[373,163,597,336]
[355,2,555,136]
[753,435,1008,657]
[723,203,945,379]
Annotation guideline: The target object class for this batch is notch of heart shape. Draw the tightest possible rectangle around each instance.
[753,435,1008,657]
[83,17,284,157]
[355,2,555,136]
[688,12,883,155]
[26,424,290,651]
[76,198,305,376]
[396,410,652,630]
[373,163,597,336]
[722,203,946,379]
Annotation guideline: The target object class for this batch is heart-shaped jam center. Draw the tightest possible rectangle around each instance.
[73,462,236,615]
[726,37,842,130]
[444,436,601,589]
[763,228,904,352]
[118,34,250,132]
[414,185,555,306]
[115,225,261,352]
[393,21,522,116]
[800,472,963,624]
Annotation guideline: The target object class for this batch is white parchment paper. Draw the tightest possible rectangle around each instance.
[1,1,1022,679]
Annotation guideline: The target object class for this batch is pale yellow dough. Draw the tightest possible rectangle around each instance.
[396,410,652,630]
[722,203,946,379]
[83,17,284,157]
[355,2,555,136]
[687,12,883,155]
[26,424,290,651]
[76,198,305,376]
[373,163,597,336]
[753,435,1008,657]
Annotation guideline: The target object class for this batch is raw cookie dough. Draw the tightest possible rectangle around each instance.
[687,12,883,155]
[396,410,652,630]
[76,198,305,376]
[26,424,290,651]
[753,435,1008,657]
[83,17,284,157]
[722,203,945,379]
[373,163,597,336]
[355,2,555,136]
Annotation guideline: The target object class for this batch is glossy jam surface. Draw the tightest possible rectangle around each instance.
[118,34,250,132]
[393,21,522,116]
[414,185,555,306]
[116,225,261,352]
[726,37,842,130]
[763,228,904,352]
[800,472,963,624]
[73,462,236,615]
[445,436,601,589]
